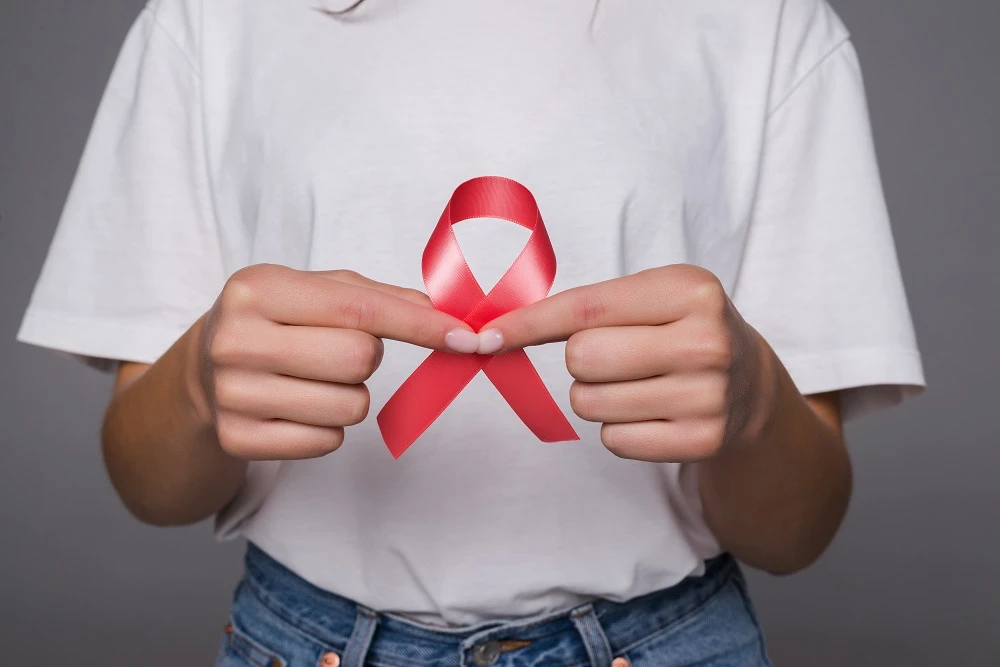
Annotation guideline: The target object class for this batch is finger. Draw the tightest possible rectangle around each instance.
[217,325,385,384]
[217,412,345,461]
[600,418,726,463]
[481,265,725,351]
[564,323,732,382]
[316,269,432,308]
[570,374,726,424]
[229,265,472,349]
[215,369,370,427]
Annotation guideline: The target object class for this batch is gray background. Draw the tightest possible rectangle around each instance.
[1,1,997,665]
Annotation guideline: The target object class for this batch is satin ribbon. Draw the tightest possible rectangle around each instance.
[377,176,579,458]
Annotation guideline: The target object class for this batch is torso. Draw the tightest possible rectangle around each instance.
[180,0,834,624]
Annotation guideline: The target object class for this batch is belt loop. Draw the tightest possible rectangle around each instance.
[570,604,614,667]
[341,605,379,667]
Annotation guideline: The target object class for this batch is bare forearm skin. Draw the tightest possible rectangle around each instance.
[101,315,246,526]
[698,333,853,575]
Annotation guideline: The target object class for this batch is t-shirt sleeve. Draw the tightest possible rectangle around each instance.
[17,3,225,371]
[732,34,925,420]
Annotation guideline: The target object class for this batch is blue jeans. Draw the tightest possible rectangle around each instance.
[216,543,771,667]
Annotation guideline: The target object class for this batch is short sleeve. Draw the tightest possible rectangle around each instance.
[733,38,925,420]
[17,3,225,371]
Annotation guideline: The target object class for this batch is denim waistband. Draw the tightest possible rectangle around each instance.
[240,542,738,667]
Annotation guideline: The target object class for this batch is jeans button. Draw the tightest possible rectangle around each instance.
[471,639,502,666]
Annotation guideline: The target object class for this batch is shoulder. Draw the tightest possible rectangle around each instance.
[647,1,851,79]
[684,0,852,111]
[770,0,852,103]
[777,0,848,38]
[696,0,850,60]
[142,0,202,60]
[651,0,854,114]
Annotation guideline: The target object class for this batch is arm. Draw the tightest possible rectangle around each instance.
[698,377,851,574]
[101,265,474,527]
[102,321,246,527]
[481,264,852,575]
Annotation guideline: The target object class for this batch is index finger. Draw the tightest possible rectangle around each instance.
[315,269,433,308]
[480,265,716,351]
[240,265,472,350]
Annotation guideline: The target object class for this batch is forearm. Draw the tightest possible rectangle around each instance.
[101,316,246,526]
[697,333,852,575]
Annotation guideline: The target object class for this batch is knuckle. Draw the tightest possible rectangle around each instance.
[570,290,608,330]
[709,333,733,369]
[211,373,241,410]
[693,420,727,458]
[676,263,715,284]
[703,373,730,415]
[215,415,251,459]
[403,288,432,306]
[644,266,671,281]
[305,428,345,458]
[370,337,385,372]
[223,264,278,310]
[564,334,591,378]
[569,382,599,419]
[220,277,256,312]
[322,427,346,454]
[220,266,280,316]
[217,436,242,459]
[701,330,733,369]
[686,268,726,310]
[345,335,382,381]
[328,269,361,282]
[207,326,245,367]
[338,295,380,332]
[345,386,371,425]
[600,424,632,459]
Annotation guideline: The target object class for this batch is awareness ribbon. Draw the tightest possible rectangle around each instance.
[377,176,579,458]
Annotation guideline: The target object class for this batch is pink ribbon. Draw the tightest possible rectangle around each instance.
[377,176,579,458]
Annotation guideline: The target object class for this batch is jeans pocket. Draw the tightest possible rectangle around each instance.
[216,616,289,667]
[618,579,772,667]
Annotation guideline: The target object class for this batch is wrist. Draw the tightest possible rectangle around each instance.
[726,326,782,456]
[181,314,216,431]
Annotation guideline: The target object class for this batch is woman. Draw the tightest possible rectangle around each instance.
[19,0,925,665]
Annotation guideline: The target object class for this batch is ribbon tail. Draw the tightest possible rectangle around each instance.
[483,351,579,443]
[377,352,485,459]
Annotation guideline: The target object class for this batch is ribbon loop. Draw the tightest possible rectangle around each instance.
[377,176,579,458]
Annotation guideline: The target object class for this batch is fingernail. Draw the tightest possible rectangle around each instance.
[445,328,479,354]
[478,329,504,355]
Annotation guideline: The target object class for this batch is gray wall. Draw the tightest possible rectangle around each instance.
[1,1,997,665]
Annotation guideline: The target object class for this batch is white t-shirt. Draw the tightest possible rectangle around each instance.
[19,0,925,625]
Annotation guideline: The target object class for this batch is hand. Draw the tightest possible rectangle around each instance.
[479,265,776,463]
[194,265,476,460]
